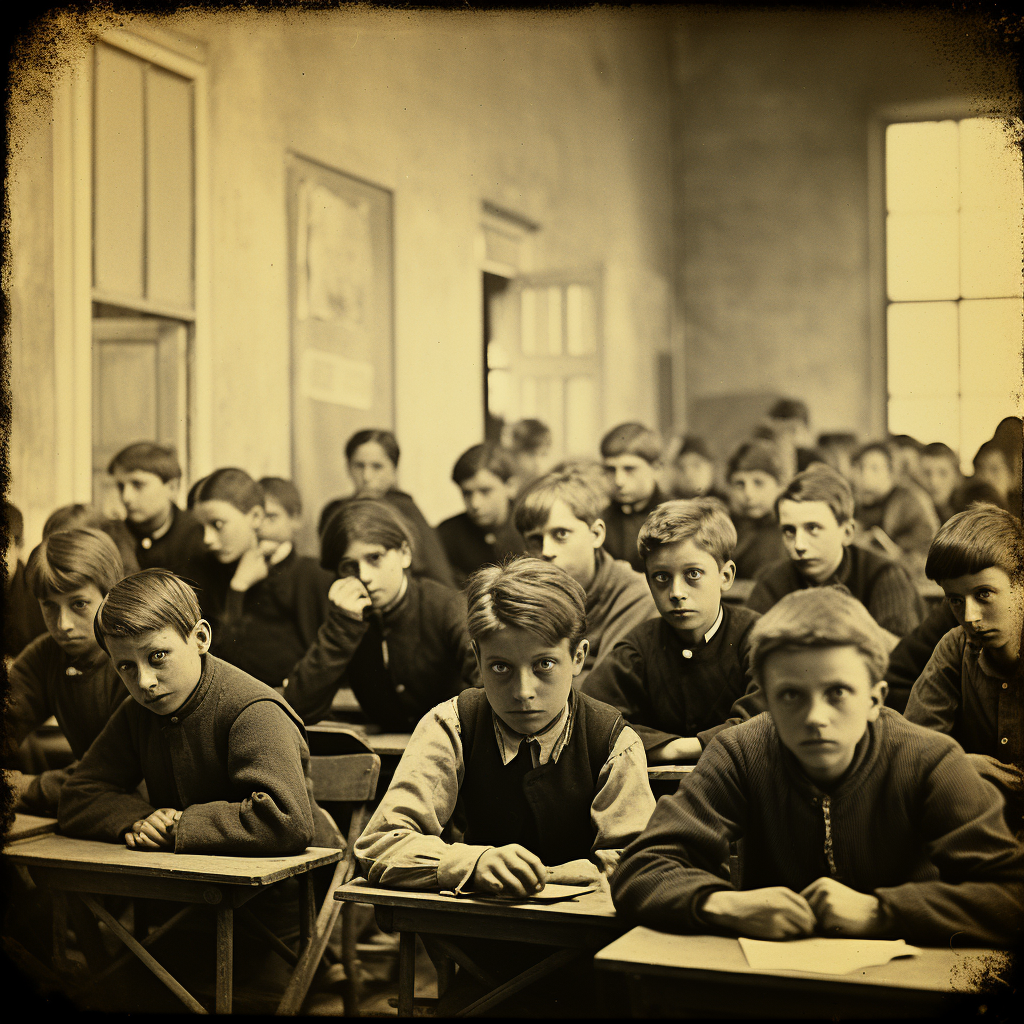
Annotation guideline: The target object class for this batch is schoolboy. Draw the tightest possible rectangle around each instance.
[919,442,962,524]
[763,397,820,473]
[258,475,304,557]
[670,435,728,503]
[436,443,525,588]
[610,587,1024,946]
[816,431,859,482]
[581,499,760,762]
[726,439,787,579]
[507,417,553,494]
[851,441,940,569]
[599,422,668,572]
[355,557,655,891]
[514,468,657,683]
[973,440,1019,510]
[747,464,924,639]
[904,505,1024,833]
[3,498,47,658]
[108,441,205,578]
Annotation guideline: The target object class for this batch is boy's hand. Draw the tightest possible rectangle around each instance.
[545,859,603,886]
[800,877,885,937]
[125,808,181,851]
[650,736,702,763]
[701,887,817,940]
[230,546,270,592]
[472,845,547,897]
[329,577,373,621]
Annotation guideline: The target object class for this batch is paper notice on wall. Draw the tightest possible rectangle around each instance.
[300,349,374,409]
[738,937,922,975]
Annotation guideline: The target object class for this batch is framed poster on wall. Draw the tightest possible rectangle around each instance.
[286,153,394,554]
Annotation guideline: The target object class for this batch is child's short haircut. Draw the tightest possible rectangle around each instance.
[25,528,124,600]
[817,431,858,450]
[950,481,1010,516]
[674,434,713,462]
[749,586,890,686]
[921,441,959,464]
[776,464,855,524]
[188,468,264,513]
[767,397,810,426]
[852,441,893,468]
[973,439,1011,471]
[107,441,182,482]
[637,497,736,568]
[925,504,1023,584]
[93,569,201,654]
[258,477,302,518]
[514,469,607,534]
[345,428,400,467]
[510,418,551,454]
[466,557,587,654]
[600,422,663,464]
[889,433,923,453]
[727,439,785,483]
[452,443,516,486]
[320,498,412,573]
[3,500,24,546]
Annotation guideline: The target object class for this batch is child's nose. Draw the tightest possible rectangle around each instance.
[805,696,830,728]
[138,665,159,690]
[203,526,219,548]
[541,535,559,559]
[57,606,75,632]
[512,669,538,702]
[963,597,982,623]
[670,577,688,601]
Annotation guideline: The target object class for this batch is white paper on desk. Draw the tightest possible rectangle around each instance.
[738,937,923,975]
[481,884,598,904]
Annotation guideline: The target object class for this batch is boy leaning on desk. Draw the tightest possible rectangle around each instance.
[610,586,1024,947]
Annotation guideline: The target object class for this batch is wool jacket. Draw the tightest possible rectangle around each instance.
[129,504,207,579]
[580,604,760,753]
[601,485,669,573]
[192,548,334,687]
[856,484,940,563]
[579,549,658,686]
[284,575,477,729]
[884,602,959,714]
[436,511,526,589]
[3,559,47,659]
[4,634,129,815]
[610,708,1024,946]
[731,512,787,581]
[58,654,338,855]
[746,544,924,638]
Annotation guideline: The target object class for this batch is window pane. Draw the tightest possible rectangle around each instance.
[545,286,563,356]
[565,376,598,457]
[520,288,537,356]
[886,213,959,300]
[566,284,597,356]
[887,301,958,397]
[960,117,1024,212]
[888,396,960,450]
[886,120,958,213]
[958,298,1024,400]
[487,369,514,420]
[960,205,1024,299]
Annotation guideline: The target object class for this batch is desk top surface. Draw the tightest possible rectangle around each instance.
[308,720,410,756]
[647,765,695,780]
[4,833,343,886]
[335,877,617,925]
[594,927,1009,994]
[4,814,59,844]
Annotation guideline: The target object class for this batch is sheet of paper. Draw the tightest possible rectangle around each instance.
[739,937,923,975]
[473,884,598,904]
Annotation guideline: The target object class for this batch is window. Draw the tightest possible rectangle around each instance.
[885,117,1023,471]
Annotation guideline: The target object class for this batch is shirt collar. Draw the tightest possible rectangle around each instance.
[268,541,293,566]
[491,698,572,767]
[703,605,724,644]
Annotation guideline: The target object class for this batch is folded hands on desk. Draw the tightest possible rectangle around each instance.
[125,806,183,850]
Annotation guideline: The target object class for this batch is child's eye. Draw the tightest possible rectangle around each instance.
[553,529,570,541]
[72,600,89,610]
[781,527,796,538]
[535,658,556,672]
[807,525,821,534]
[686,569,704,581]
[826,686,849,702]
[489,662,510,675]
[976,589,993,600]
[149,651,167,665]
[651,572,670,585]
[213,520,225,530]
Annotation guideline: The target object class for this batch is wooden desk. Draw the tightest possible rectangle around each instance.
[4,833,343,1014]
[647,765,694,782]
[595,928,1011,1018]
[329,688,363,717]
[334,877,623,1016]
[308,721,411,758]
[4,813,59,845]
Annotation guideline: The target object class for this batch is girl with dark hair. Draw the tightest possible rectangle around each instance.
[4,528,128,815]
[284,498,476,731]
[317,428,456,588]
[187,467,334,686]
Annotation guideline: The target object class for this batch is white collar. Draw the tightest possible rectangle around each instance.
[703,605,724,644]
[492,702,571,767]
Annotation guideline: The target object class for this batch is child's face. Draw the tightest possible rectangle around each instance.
[107,621,211,716]
[459,470,515,530]
[729,470,782,519]
[40,583,105,659]
[348,442,398,500]
[475,628,586,736]
[974,452,1013,500]
[194,500,262,563]
[339,539,411,609]
[602,454,657,507]
[522,498,604,589]
[940,567,1023,659]
[673,453,714,498]
[645,538,734,640]
[763,644,885,787]
[113,469,177,526]
[777,499,853,584]
[259,496,299,546]
[853,451,893,504]
[920,455,959,507]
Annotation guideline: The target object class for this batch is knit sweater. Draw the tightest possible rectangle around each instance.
[580,604,760,753]
[283,575,477,729]
[856,484,940,563]
[610,708,1024,946]
[747,544,924,638]
[436,511,526,589]
[4,634,129,815]
[731,513,787,581]
[601,485,669,573]
[579,549,658,686]
[884,602,959,714]
[58,654,338,855]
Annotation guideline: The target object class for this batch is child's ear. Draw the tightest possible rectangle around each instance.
[192,619,213,654]
[719,559,737,593]
[868,680,888,719]
[165,477,182,502]
[571,638,590,675]
[590,518,607,548]
[248,505,266,529]
[840,519,856,546]
[399,541,413,570]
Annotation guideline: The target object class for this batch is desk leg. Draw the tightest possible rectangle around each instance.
[216,906,233,1014]
[52,890,73,977]
[397,931,416,1017]
[298,873,316,949]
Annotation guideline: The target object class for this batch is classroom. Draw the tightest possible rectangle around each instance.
[2,3,1022,1017]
